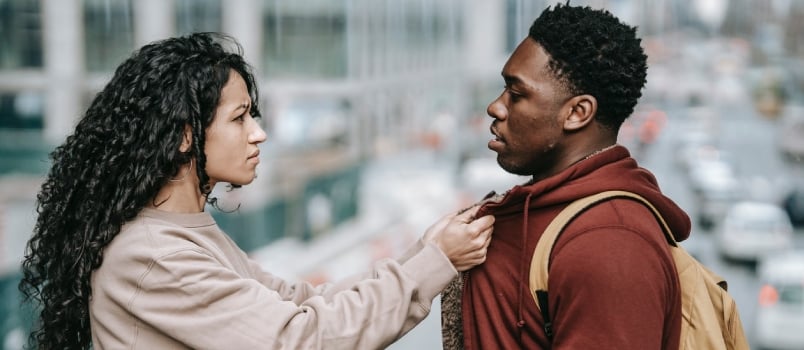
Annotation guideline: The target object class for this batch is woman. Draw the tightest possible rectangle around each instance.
[19,33,493,350]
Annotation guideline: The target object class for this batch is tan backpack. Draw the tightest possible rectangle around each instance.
[530,190,749,350]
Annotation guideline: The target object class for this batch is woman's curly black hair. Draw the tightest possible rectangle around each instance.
[18,32,260,349]
[529,3,648,130]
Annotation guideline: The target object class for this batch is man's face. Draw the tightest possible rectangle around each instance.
[487,38,573,177]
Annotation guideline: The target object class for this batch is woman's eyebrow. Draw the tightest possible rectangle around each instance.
[232,102,250,113]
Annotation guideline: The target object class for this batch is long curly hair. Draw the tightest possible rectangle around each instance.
[528,2,648,130]
[18,32,261,349]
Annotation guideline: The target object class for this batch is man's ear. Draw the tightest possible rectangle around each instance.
[180,124,193,153]
[563,94,597,131]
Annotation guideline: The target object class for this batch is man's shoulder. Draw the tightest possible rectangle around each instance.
[560,196,668,238]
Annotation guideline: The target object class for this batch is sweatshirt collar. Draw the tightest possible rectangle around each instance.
[140,207,216,228]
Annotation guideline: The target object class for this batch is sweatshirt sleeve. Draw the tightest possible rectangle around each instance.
[127,240,456,349]
[246,238,428,304]
[548,227,678,350]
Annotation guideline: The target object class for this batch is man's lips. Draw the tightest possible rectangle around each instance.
[490,126,504,143]
[488,126,504,150]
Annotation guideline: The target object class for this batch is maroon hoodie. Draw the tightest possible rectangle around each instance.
[461,145,689,349]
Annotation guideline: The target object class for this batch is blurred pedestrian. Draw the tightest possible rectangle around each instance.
[441,3,691,349]
[19,32,494,350]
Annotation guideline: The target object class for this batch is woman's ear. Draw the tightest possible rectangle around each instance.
[563,94,597,131]
[179,125,193,153]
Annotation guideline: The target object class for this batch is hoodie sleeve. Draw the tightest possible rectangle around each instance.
[547,201,681,350]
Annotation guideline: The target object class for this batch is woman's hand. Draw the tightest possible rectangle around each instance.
[423,206,494,272]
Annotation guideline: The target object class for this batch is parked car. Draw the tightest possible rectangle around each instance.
[755,251,804,350]
[673,129,716,171]
[778,113,804,162]
[715,201,794,262]
[687,158,742,229]
[694,185,742,230]
[782,186,804,226]
[687,158,739,194]
[458,156,527,200]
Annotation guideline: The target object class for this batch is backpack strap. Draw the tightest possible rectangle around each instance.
[529,190,677,339]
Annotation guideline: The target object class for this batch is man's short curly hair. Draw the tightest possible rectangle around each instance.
[529,3,647,130]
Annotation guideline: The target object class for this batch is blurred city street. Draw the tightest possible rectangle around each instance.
[4,0,804,349]
[252,90,804,349]
[245,39,804,348]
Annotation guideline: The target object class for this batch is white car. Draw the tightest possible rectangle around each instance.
[458,156,528,200]
[715,201,793,262]
[687,158,739,194]
[755,251,804,350]
[673,130,715,171]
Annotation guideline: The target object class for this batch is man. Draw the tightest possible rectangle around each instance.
[441,3,690,349]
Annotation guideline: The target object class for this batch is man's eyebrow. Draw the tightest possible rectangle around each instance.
[502,73,533,91]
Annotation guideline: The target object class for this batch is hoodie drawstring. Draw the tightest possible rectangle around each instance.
[517,192,534,340]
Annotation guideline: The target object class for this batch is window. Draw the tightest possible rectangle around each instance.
[0,92,48,175]
[273,98,351,149]
[0,92,43,130]
[263,1,347,78]
[176,0,221,36]
[84,0,134,72]
[0,0,42,69]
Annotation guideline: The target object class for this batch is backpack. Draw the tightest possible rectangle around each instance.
[529,190,749,350]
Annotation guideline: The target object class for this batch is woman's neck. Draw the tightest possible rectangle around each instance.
[149,175,208,213]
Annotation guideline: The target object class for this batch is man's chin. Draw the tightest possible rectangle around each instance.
[497,159,530,177]
[495,158,515,173]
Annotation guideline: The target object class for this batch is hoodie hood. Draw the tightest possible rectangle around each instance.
[476,145,691,242]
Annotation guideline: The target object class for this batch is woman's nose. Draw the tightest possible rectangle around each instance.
[249,120,267,144]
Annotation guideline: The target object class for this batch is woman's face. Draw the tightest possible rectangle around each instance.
[204,70,266,187]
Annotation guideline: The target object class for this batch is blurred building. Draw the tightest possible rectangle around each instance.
[0,0,801,347]
[0,1,503,347]
[0,0,515,250]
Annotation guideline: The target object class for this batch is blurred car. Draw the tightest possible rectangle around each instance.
[715,201,794,262]
[687,158,739,194]
[687,158,742,229]
[694,185,742,230]
[673,130,716,171]
[755,251,804,350]
[778,115,804,162]
[458,156,527,200]
[782,186,804,226]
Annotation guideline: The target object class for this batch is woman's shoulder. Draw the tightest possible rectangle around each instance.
[109,211,215,263]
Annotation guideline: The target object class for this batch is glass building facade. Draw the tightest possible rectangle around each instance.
[0,0,794,347]
[0,0,506,286]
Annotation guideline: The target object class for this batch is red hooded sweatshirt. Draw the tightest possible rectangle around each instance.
[461,145,689,349]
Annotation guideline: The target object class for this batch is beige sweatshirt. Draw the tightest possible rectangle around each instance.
[89,208,456,349]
